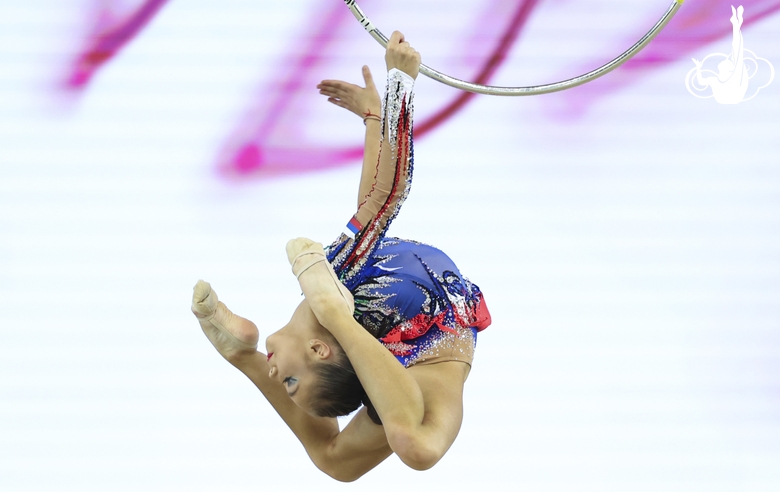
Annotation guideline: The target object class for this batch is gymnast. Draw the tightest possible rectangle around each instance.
[191,32,491,481]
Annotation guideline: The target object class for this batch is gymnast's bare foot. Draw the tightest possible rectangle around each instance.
[191,280,259,360]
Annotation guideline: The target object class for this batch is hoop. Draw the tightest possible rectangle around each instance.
[344,0,685,96]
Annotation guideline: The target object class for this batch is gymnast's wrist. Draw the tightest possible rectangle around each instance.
[362,110,381,125]
[388,68,415,94]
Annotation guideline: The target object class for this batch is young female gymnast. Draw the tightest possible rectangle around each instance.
[191,32,491,481]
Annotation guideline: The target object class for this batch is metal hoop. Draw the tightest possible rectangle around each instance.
[344,0,684,96]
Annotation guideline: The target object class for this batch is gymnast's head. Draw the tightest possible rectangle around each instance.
[265,299,365,418]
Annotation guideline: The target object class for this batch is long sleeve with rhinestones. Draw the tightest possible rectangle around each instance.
[327,69,415,282]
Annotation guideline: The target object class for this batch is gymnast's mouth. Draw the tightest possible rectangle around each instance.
[267,352,274,361]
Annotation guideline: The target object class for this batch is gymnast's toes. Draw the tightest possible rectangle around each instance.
[192,281,259,356]
[286,237,324,265]
[192,279,218,319]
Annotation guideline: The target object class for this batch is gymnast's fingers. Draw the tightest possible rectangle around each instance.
[389,30,404,45]
[362,65,375,90]
[327,97,348,109]
[318,80,353,91]
[318,78,350,87]
[317,85,343,97]
[318,83,356,99]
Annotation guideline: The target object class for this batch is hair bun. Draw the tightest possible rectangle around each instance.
[361,393,383,426]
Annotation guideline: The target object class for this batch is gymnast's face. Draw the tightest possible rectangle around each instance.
[265,300,334,413]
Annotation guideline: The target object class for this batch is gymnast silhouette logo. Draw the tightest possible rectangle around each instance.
[685,5,774,104]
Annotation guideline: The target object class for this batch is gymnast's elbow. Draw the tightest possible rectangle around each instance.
[312,454,366,483]
[322,466,364,483]
[387,427,444,471]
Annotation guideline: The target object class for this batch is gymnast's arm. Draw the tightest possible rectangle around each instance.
[319,61,413,239]
[351,63,415,237]
[229,349,393,481]
[324,32,418,279]
[318,66,382,208]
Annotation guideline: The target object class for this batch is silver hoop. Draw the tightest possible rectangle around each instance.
[344,0,684,96]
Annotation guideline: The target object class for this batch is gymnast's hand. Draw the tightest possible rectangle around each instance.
[317,66,381,121]
[385,31,421,80]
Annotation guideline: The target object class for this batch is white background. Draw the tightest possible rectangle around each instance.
[1,0,779,490]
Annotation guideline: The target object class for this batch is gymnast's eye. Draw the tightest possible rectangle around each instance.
[283,377,297,387]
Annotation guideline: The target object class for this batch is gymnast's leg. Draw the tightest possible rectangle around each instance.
[190,281,344,478]
[191,279,259,361]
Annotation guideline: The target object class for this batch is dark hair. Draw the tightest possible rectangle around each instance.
[310,350,382,425]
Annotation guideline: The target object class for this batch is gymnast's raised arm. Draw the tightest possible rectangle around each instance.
[320,32,418,281]
[317,34,419,215]
[317,65,383,208]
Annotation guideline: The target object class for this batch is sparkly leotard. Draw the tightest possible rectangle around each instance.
[326,69,491,368]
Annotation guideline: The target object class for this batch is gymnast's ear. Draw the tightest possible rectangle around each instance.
[308,339,333,360]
